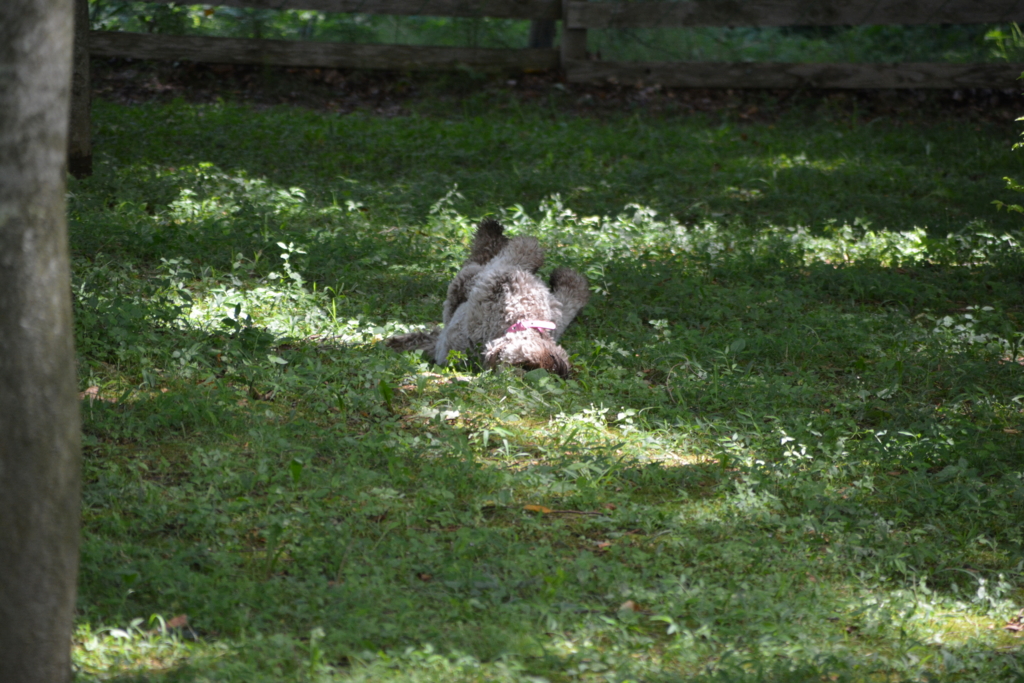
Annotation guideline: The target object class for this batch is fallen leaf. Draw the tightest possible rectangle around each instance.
[167,614,188,629]
[148,613,189,635]
[524,504,552,514]
[1004,611,1024,632]
[79,386,116,403]
[250,387,275,401]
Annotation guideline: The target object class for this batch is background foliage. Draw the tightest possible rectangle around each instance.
[86,0,1024,63]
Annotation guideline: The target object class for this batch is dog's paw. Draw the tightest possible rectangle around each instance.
[550,267,589,300]
[468,217,509,265]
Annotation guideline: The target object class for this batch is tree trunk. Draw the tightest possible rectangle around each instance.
[0,1,82,683]
[69,0,92,179]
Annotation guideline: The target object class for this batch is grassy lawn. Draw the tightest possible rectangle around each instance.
[70,76,1024,681]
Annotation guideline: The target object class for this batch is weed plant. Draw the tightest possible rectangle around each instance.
[69,88,1024,682]
[88,0,533,50]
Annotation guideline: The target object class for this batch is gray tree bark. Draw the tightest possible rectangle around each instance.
[69,0,92,178]
[0,1,82,682]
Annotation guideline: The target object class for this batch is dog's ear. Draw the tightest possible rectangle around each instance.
[539,348,571,379]
[525,340,571,379]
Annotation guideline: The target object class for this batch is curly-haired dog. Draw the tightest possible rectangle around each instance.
[386,218,589,378]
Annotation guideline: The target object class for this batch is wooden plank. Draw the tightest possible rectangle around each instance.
[566,0,1024,30]
[142,0,561,20]
[89,31,559,70]
[565,60,1024,89]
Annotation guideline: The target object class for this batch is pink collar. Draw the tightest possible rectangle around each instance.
[506,319,556,334]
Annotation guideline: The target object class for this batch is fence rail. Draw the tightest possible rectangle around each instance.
[141,0,561,20]
[90,0,1024,89]
[89,31,559,71]
[565,0,1024,30]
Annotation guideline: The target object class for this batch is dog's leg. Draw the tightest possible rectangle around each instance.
[467,217,509,266]
[443,263,482,325]
[433,301,472,366]
[490,236,545,274]
[549,267,590,341]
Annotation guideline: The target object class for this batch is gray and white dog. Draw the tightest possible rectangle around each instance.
[386,218,589,378]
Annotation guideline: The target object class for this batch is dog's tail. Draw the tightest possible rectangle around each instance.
[468,218,509,266]
[549,267,590,341]
[384,328,440,355]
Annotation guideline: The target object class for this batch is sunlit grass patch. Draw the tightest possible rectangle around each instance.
[73,618,229,681]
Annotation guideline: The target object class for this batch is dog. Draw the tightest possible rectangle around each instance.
[386,218,589,378]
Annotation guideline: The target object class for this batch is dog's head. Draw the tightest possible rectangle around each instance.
[483,332,571,378]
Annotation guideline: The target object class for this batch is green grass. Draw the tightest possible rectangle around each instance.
[70,87,1024,682]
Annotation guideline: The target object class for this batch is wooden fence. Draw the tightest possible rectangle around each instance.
[90,0,1024,89]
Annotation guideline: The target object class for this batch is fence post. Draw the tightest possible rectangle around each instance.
[560,0,586,69]
[69,0,92,178]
